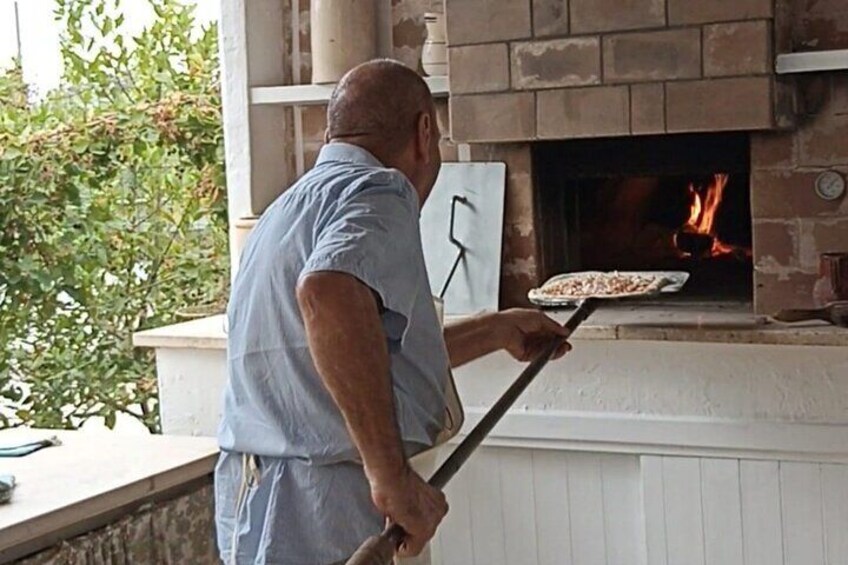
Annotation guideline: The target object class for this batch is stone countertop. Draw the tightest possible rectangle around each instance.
[133,315,227,350]
[545,301,848,346]
[0,429,218,562]
[133,303,848,348]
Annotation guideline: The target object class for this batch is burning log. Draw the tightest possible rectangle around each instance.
[674,230,714,258]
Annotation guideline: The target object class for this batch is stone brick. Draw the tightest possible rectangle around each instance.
[303,146,321,171]
[774,78,798,129]
[797,113,848,167]
[533,0,569,37]
[435,100,459,161]
[603,29,701,83]
[751,132,796,170]
[754,271,817,313]
[450,92,536,142]
[448,44,510,94]
[668,0,773,25]
[445,0,531,45]
[630,83,665,134]
[774,0,793,53]
[537,86,630,139]
[511,38,600,90]
[793,0,848,51]
[570,0,665,34]
[468,143,539,308]
[833,75,848,116]
[704,21,771,77]
[750,168,848,219]
[666,77,774,133]
[811,219,848,256]
[392,8,427,71]
[753,220,798,268]
[300,105,327,143]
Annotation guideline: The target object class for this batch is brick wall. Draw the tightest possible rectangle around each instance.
[445,0,781,142]
[286,0,848,313]
[750,2,848,314]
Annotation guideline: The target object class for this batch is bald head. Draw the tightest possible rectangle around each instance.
[326,59,433,158]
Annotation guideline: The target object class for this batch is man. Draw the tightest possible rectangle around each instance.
[215,59,570,565]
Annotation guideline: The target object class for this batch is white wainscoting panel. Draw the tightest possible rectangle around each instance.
[601,454,644,565]
[822,464,848,564]
[641,456,668,565]
[700,458,744,565]
[660,457,706,565]
[434,447,848,565]
[739,460,784,565]
[780,462,825,565]
[532,450,573,565]
[435,448,641,565]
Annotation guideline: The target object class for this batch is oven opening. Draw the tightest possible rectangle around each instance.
[534,132,752,301]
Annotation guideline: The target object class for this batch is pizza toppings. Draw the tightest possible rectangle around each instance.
[537,271,664,299]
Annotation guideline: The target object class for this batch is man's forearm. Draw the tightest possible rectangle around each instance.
[297,272,407,483]
[443,313,505,368]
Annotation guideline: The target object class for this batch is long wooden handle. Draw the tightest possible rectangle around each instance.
[345,526,404,565]
[345,299,598,565]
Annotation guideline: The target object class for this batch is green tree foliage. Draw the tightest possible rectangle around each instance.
[0,0,228,432]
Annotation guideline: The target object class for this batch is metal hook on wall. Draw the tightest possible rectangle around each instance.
[438,195,469,300]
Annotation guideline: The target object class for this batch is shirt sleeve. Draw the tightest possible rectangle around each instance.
[299,183,422,344]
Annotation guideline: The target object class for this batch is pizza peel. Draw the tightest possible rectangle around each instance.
[347,272,689,565]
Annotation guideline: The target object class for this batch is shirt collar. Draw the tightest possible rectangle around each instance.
[316,142,385,168]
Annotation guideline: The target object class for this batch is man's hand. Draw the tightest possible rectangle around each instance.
[370,467,448,557]
[444,308,572,368]
[494,308,571,362]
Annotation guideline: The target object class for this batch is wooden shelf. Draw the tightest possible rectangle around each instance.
[250,75,449,106]
[776,49,848,74]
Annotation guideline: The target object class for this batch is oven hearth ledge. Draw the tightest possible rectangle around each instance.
[510,302,848,347]
[135,304,848,350]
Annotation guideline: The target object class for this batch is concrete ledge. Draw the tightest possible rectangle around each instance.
[133,303,848,351]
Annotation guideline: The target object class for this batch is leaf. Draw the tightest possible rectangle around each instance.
[71,138,89,154]
[1,148,22,161]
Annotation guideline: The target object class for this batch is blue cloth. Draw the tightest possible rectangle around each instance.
[215,143,450,565]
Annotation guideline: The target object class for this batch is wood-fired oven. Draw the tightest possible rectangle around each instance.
[534,133,753,300]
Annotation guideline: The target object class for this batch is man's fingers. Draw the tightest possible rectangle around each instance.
[553,341,572,359]
[398,535,427,558]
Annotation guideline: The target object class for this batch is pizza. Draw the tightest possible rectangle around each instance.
[536,271,665,299]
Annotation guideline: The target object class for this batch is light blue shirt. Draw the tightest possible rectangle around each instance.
[215,143,450,564]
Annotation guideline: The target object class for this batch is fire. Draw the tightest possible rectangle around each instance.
[677,173,737,257]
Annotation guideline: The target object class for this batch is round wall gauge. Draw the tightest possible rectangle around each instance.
[815,171,846,201]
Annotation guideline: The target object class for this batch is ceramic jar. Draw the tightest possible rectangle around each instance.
[311,0,378,84]
[421,12,447,77]
[813,252,848,307]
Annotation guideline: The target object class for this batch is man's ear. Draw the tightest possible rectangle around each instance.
[323,128,330,144]
[416,112,432,163]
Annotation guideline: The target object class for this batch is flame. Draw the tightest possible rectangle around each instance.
[678,173,738,257]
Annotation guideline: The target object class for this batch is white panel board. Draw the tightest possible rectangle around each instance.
[601,454,644,565]
[499,449,540,565]
[662,457,705,565]
[467,450,507,565]
[740,460,784,565]
[780,461,825,565]
[700,458,744,565]
[822,464,848,564]
[567,453,607,565]
[640,456,668,565]
[419,163,506,315]
[533,450,573,565]
[438,457,475,565]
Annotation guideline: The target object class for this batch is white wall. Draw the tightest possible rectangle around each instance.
[0,0,220,95]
